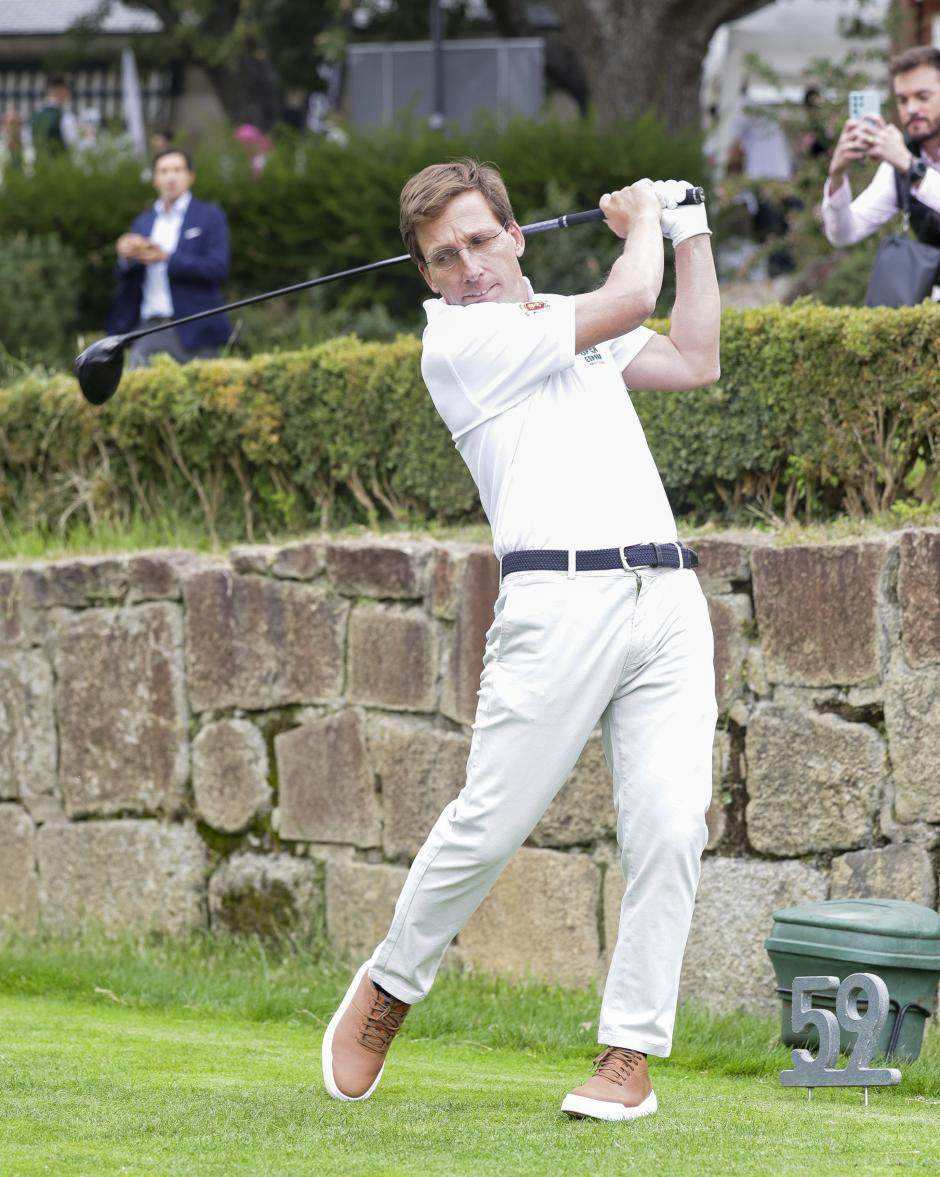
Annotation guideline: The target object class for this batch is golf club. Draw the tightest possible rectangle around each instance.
[75,186,705,406]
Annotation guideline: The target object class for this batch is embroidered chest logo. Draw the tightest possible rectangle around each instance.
[520,300,548,314]
[579,346,604,365]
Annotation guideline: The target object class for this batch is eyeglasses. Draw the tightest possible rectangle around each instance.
[425,225,508,271]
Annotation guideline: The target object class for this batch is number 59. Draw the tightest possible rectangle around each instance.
[780,973,902,1089]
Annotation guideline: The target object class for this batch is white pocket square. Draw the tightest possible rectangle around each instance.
[183,227,202,239]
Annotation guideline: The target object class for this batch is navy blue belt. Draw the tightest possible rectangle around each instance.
[501,542,698,578]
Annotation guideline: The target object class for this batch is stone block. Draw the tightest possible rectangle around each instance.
[746,646,771,697]
[439,550,500,725]
[22,794,64,825]
[192,719,271,834]
[367,716,469,859]
[126,552,196,603]
[692,532,767,592]
[878,784,940,853]
[707,728,733,851]
[707,593,752,714]
[272,541,326,581]
[680,856,827,1014]
[430,546,459,620]
[430,544,496,617]
[751,541,889,686]
[276,710,379,845]
[347,606,438,712]
[325,541,429,599]
[324,858,409,962]
[459,848,601,988]
[0,804,39,927]
[898,529,940,668]
[830,845,937,907]
[885,667,940,823]
[0,570,25,645]
[22,558,129,609]
[229,545,277,574]
[183,570,347,711]
[745,705,885,855]
[531,734,615,848]
[52,604,189,818]
[208,852,322,937]
[0,650,56,803]
[36,821,207,934]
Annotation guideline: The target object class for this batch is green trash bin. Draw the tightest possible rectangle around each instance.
[765,898,940,1061]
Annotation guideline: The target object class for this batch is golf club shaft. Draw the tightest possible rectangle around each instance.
[122,187,705,345]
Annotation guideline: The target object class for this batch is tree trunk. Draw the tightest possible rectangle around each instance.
[204,56,287,128]
[487,0,590,112]
[552,0,775,129]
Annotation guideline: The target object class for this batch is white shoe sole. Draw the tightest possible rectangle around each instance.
[321,959,384,1102]
[561,1089,658,1121]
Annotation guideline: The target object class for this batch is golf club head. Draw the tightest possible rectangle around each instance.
[74,335,127,406]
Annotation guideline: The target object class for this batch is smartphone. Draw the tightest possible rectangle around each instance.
[848,90,881,122]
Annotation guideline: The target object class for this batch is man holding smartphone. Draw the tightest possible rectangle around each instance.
[822,45,940,258]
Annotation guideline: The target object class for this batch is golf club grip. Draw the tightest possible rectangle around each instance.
[521,187,705,236]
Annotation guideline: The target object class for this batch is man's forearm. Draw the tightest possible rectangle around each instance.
[573,213,663,353]
[617,214,665,306]
[668,236,720,383]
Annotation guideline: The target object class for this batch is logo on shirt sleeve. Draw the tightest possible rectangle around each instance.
[578,346,604,365]
[520,300,548,314]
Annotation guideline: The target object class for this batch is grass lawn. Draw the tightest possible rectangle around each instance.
[0,935,937,1176]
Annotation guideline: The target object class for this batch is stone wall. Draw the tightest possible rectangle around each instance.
[1,530,938,1014]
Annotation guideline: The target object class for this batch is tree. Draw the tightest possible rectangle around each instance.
[80,0,344,128]
[553,0,782,129]
[488,0,777,129]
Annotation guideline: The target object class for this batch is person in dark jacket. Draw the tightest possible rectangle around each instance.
[106,148,232,368]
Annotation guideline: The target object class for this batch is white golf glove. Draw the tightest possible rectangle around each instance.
[653,179,711,248]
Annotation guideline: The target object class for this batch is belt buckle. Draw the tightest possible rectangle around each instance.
[621,545,652,570]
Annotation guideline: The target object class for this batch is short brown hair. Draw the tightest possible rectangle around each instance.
[399,158,514,262]
[890,46,940,79]
[152,147,194,173]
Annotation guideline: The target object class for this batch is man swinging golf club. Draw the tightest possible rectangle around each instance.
[322,159,720,1121]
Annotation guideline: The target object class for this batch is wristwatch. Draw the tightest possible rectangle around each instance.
[908,157,928,185]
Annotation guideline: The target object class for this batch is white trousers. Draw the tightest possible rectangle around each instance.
[369,565,717,1057]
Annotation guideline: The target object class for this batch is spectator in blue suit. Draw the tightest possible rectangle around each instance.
[106,148,232,368]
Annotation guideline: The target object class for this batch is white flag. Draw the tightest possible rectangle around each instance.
[121,47,147,157]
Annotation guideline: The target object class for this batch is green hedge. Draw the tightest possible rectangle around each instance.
[2,303,938,544]
[0,233,83,368]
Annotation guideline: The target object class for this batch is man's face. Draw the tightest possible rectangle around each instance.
[893,64,940,147]
[153,152,194,205]
[416,190,528,306]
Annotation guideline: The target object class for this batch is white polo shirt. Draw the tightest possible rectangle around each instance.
[421,284,677,558]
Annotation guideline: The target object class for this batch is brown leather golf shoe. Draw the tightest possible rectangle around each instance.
[561,1046,657,1121]
[322,960,410,1101]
